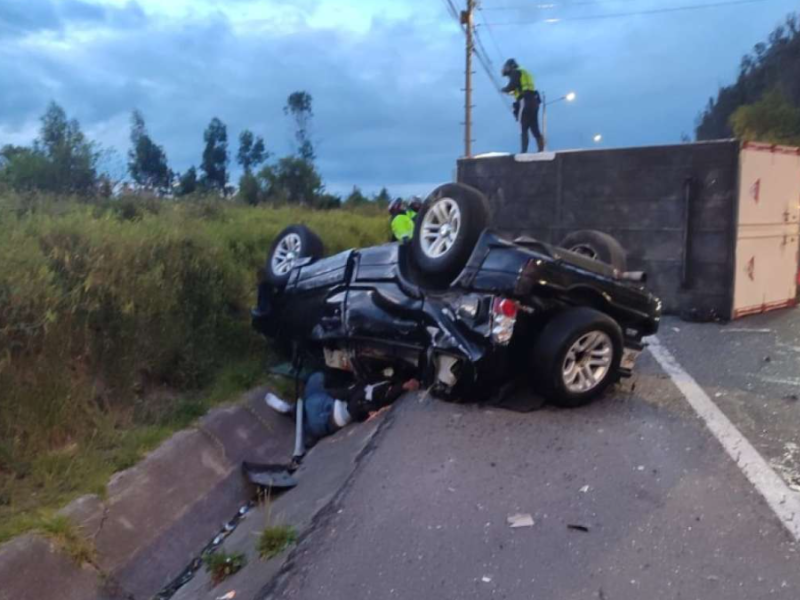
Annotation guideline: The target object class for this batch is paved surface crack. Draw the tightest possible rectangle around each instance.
[255,400,403,600]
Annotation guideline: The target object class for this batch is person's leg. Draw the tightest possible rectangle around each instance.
[303,392,338,441]
[304,372,326,396]
[519,97,530,153]
[531,102,545,152]
[520,122,530,153]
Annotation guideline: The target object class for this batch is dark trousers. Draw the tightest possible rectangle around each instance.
[520,94,544,153]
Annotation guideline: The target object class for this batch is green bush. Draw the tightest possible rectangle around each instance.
[0,193,388,539]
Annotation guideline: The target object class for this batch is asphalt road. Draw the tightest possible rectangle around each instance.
[264,309,800,600]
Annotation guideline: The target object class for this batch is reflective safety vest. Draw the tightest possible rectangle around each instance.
[514,68,536,100]
[391,210,417,241]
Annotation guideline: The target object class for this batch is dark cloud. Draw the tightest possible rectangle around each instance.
[1,1,798,195]
[0,0,146,39]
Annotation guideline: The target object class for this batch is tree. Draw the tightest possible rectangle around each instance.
[28,102,98,194]
[238,171,262,206]
[237,130,268,173]
[201,118,229,193]
[0,145,51,192]
[373,187,392,209]
[696,13,800,140]
[0,103,98,195]
[284,91,315,161]
[259,156,323,205]
[345,186,369,207]
[128,110,171,192]
[730,88,800,145]
[177,167,198,196]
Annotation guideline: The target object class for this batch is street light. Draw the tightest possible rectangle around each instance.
[593,134,603,143]
[541,91,576,151]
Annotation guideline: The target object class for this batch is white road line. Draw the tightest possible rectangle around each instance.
[648,335,800,542]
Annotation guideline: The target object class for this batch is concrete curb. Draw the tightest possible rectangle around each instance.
[0,386,295,600]
[169,398,399,600]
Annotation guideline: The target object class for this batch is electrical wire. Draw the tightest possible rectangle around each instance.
[484,0,772,25]
[442,0,461,20]
[440,0,512,108]
[477,3,506,64]
[483,0,650,10]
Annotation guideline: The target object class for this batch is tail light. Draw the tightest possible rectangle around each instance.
[492,297,519,344]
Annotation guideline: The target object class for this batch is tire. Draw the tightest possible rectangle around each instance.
[265,225,324,288]
[560,230,627,272]
[411,183,490,280]
[532,307,623,408]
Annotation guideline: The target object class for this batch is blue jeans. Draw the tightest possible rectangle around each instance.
[303,372,338,441]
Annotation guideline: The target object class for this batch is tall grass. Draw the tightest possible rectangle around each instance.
[0,193,388,541]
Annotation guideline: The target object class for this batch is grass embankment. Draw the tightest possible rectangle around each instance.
[0,194,387,543]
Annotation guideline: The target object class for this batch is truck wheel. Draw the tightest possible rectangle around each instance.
[265,225,324,288]
[532,307,623,408]
[411,183,489,281]
[560,230,627,272]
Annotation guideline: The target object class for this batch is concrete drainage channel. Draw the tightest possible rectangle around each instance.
[0,386,397,600]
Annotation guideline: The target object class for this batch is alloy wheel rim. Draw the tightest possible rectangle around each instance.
[562,331,613,393]
[272,233,303,275]
[420,198,461,259]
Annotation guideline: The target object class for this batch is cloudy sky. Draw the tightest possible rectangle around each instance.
[0,0,796,196]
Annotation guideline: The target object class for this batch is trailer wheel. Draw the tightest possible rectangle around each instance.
[532,307,623,408]
[560,230,627,272]
[265,225,324,288]
[411,183,489,280]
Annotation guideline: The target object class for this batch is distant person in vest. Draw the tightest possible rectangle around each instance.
[501,59,545,154]
[389,197,422,242]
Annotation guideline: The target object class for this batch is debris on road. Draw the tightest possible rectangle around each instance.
[215,592,236,600]
[242,461,298,490]
[507,513,535,528]
[579,485,591,493]
[567,524,590,533]
[481,576,493,583]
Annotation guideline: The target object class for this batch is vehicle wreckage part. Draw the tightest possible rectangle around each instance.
[532,307,623,408]
[242,461,298,489]
[559,230,628,272]
[265,225,325,288]
[492,297,519,345]
[434,355,461,387]
[411,183,490,280]
[324,347,352,371]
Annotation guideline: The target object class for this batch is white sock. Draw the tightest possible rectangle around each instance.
[332,400,352,428]
[265,393,293,414]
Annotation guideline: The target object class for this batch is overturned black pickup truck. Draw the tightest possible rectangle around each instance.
[253,183,661,407]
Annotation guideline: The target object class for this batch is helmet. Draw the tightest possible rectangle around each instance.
[388,198,405,216]
[502,58,518,77]
[408,196,423,212]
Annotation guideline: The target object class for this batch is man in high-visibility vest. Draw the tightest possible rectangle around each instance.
[389,197,421,242]
[501,58,545,153]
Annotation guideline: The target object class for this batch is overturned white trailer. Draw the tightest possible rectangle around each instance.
[458,140,800,320]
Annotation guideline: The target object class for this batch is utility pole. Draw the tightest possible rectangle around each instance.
[461,0,474,158]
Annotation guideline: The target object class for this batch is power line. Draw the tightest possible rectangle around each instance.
[482,0,648,10]
[440,0,511,108]
[477,4,506,64]
[441,0,460,20]
[484,0,772,25]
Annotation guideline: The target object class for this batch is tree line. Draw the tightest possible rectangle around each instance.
[696,12,800,145]
[0,91,396,210]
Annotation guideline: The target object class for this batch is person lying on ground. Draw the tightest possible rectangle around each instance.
[265,370,420,444]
